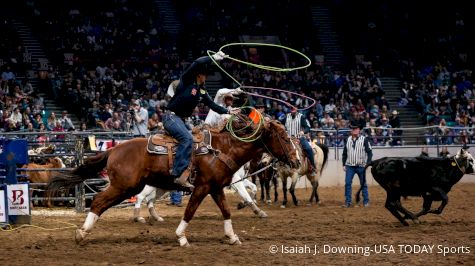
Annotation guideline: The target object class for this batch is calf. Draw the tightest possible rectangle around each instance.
[368,148,475,225]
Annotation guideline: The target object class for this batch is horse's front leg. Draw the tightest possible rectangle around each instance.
[281,173,289,208]
[176,184,210,247]
[210,188,241,245]
[264,179,271,204]
[289,172,300,206]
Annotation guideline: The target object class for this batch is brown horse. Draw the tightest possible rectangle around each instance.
[250,153,278,204]
[276,139,329,207]
[23,157,66,207]
[47,119,298,246]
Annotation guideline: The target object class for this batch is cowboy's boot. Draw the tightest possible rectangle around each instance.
[174,168,195,190]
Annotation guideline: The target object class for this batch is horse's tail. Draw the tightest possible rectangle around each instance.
[316,143,329,175]
[46,149,111,197]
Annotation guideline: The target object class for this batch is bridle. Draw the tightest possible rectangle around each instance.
[260,125,294,166]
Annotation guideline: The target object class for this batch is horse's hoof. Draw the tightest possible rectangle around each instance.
[178,236,190,247]
[155,216,165,222]
[266,200,272,205]
[228,234,242,245]
[280,205,286,209]
[133,217,147,224]
[150,215,165,222]
[75,229,88,244]
[412,218,420,224]
[258,210,268,218]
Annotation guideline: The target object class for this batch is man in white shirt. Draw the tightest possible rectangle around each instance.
[204,88,266,218]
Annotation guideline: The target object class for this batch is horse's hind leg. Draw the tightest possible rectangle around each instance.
[281,174,289,208]
[210,189,241,245]
[76,185,143,244]
[133,185,156,224]
[231,174,267,218]
[148,188,166,224]
[176,184,210,247]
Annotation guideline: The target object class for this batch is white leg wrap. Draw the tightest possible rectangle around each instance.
[176,220,188,237]
[224,219,241,245]
[243,179,257,195]
[231,167,253,204]
[76,212,99,244]
[83,212,99,232]
[135,185,156,208]
[176,220,190,247]
[134,194,145,209]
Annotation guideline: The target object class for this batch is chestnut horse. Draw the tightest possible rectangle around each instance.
[23,157,66,206]
[47,119,298,246]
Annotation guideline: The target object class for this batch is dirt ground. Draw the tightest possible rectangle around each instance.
[1,184,475,265]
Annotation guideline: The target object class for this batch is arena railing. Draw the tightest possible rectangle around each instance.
[0,130,134,212]
[311,125,475,160]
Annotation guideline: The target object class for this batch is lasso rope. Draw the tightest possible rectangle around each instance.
[0,220,77,232]
[225,107,265,142]
[242,85,317,111]
[207,42,312,141]
[207,42,312,86]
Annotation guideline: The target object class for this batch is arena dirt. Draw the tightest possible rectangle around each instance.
[1,184,475,265]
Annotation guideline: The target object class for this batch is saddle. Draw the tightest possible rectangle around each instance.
[147,127,211,156]
[146,127,212,177]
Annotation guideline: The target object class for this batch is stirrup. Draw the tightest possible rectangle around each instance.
[174,178,195,190]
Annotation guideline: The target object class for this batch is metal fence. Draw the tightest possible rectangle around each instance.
[0,130,133,212]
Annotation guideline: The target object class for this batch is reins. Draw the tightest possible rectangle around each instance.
[229,163,274,186]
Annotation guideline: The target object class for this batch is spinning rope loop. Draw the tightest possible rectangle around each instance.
[207,43,313,141]
[226,107,265,142]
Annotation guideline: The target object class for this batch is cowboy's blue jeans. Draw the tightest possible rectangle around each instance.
[163,113,192,177]
[300,136,316,169]
[170,191,182,204]
[345,165,369,205]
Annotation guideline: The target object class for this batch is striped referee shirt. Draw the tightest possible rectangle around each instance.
[342,135,373,167]
[284,113,310,137]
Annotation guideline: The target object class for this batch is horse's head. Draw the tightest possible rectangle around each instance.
[260,120,299,168]
[454,148,475,174]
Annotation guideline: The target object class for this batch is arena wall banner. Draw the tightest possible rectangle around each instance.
[0,189,7,223]
[7,184,30,216]
[91,137,127,151]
